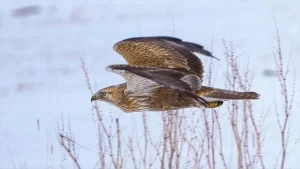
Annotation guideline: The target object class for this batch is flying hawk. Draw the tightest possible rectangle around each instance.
[91,36,260,113]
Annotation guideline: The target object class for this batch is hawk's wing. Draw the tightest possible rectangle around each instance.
[113,36,219,80]
[106,64,208,106]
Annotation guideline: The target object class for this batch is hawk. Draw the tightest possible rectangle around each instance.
[91,36,260,113]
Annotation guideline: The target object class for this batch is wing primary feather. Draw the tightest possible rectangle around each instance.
[179,41,220,61]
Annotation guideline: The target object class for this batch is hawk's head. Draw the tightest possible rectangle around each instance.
[91,84,126,104]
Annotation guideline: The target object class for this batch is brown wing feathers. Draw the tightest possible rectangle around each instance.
[113,36,218,80]
[118,36,218,60]
[114,40,188,69]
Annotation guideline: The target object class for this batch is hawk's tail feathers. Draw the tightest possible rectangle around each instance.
[198,86,260,101]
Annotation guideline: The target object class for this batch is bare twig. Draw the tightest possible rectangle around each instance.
[272,18,295,169]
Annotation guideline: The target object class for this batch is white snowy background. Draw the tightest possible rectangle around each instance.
[0,0,299,168]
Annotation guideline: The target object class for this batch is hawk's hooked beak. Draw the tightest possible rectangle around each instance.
[91,95,96,102]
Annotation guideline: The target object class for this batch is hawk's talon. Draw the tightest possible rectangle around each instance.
[205,101,223,108]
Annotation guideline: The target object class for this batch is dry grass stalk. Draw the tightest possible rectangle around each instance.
[272,19,295,169]
[56,117,81,169]
[222,39,266,169]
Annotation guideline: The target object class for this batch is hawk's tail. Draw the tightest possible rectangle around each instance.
[197,86,260,101]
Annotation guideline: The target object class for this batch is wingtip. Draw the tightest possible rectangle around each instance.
[105,64,120,72]
[212,55,220,61]
[105,64,130,72]
[105,65,113,72]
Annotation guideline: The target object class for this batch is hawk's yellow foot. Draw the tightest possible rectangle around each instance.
[205,101,223,108]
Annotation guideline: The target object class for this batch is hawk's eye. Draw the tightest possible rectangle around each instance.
[100,91,107,97]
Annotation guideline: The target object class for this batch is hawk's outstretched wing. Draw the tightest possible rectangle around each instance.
[106,64,208,107]
[113,36,219,81]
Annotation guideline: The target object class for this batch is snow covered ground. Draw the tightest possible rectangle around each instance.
[0,0,299,168]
